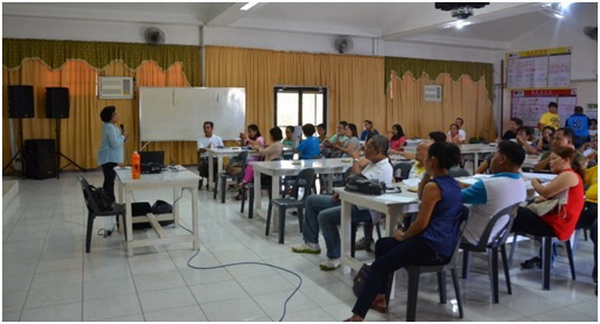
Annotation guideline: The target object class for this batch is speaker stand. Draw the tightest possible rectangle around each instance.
[3,118,26,177]
[55,118,85,178]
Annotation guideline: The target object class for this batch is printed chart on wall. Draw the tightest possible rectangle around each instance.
[506,47,571,89]
[511,89,577,127]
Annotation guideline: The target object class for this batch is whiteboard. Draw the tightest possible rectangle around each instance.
[139,87,245,141]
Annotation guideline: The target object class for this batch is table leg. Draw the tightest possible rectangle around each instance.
[473,152,478,174]
[173,187,180,228]
[271,175,281,233]
[341,199,352,274]
[217,156,224,190]
[116,178,124,233]
[208,155,214,190]
[253,168,262,213]
[125,189,133,258]
[191,186,199,250]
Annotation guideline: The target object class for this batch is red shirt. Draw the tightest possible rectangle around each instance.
[541,169,585,241]
[390,136,406,150]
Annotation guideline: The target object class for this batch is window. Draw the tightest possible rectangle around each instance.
[274,86,327,137]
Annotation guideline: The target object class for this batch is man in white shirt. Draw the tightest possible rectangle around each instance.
[456,117,467,142]
[292,135,393,271]
[461,140,527,245]
[197,121,224,189]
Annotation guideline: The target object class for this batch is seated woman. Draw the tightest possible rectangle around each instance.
[345,142,464,321]
[446,123,464,145]
[281,126,295,148]
[578,134,598,166]
[513,146,585,268]
[388,124,407,154]
[236,124,265,199]
[334,123,360,157]
[316,123,328,143]
[535,126,555,153]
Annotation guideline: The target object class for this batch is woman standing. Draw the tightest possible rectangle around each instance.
[388,124,407,154]
[97,106,128,202]
[345,142,464,321]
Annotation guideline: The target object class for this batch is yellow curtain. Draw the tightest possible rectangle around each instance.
[204,46,386,139]
[3,59,197,171]
[387,71,495,141]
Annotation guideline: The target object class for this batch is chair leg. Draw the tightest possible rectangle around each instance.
[220,176,226,204]
[248,187,254,219]
[461,250,471,279]
[265,202,273,236]
[542,236,552,290]
[297,208,304,233]
[488,247,499,303]
[240,185,246,213]
[375,222,382,239]
[120,213,127,241]
[406,269,420,321]
[508,233,518,267]
[437,271,447,304]
[565,239,576,280]
[500,244,512,295]
[450,268,464,319]
[85,213,94,253]
[213,175,218,200]
[278,207,286,244]
[350,222,357,258]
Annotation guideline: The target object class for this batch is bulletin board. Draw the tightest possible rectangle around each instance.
[506,47,571,89]
[511,89,577,127]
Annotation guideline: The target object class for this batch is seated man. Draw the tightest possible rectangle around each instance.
[408,140,433,180]
[197,121,224,189]
[293,123,320,159]
[460,141,527,245]
[291,135,393,270]
[533,127,587,171]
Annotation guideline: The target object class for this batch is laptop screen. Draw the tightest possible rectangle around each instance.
[140,151,165,165]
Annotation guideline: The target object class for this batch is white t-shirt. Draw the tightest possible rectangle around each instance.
[447,129,466,142]
[197,135,224,151]
[360,158,394,222]
[461,173,527,245]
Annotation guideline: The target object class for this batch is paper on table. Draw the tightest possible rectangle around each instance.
[374,194,418,203]
[457,178,480,185]
[401,178,421,188]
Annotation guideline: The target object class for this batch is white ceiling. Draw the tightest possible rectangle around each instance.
[3,2,598,50]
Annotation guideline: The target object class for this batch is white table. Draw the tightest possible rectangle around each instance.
[115,166,200,257]
[522,155,541,169]
[250,158,353,222]
[405,143,497,174]
[206,147,258,190]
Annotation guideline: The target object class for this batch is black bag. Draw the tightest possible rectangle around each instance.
[353,264,371,297]
[88,185,113,211]
[344,174,386,195]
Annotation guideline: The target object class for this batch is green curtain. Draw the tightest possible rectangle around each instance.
[3,38,201,86]
[385,56,493,102]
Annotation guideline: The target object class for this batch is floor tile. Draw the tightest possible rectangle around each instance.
[145,304,207,321]
[20,301,82,321]
[529,305,597,321]
[200,296,268,321]
[138,286,197,313]
[189,279,249,304]
[82,293,142,321]
[3,289,29,312]
[25,281,82,308]
[83,276,137,300]
[133,270,188,293]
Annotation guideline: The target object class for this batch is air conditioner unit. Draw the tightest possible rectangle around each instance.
[424,85,442,102]
[98,76,134,99]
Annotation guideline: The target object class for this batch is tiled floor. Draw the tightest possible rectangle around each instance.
[3,169,598,321]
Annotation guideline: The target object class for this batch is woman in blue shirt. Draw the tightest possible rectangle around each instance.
[97,106,128,201]
[346,142,463,321]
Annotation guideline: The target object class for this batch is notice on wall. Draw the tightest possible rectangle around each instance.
[511,89,577,127]
[506,47,571,89]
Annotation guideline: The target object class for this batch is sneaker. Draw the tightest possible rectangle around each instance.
[291,242,321,254]
[520,256,542,269]
[319,258,341,271]
[355,237,374,251]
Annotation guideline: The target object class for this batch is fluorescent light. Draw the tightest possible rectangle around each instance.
[553,12,565,19]
[240,2,258,11]
[455,20,472,29]
[559,1,573,10]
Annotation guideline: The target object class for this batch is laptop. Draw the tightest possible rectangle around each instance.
[140,151,165,165]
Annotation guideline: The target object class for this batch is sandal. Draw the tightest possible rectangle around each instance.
[370,300,388,313]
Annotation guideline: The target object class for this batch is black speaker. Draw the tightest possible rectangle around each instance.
[46,87,70,118]
[24,139,57,179]
[8,85,34,118]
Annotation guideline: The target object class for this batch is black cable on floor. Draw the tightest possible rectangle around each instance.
[183,225,302,322]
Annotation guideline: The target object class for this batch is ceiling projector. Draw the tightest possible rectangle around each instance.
[435,3,490,20]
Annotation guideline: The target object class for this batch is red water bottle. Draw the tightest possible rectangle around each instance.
[132,151,141,179]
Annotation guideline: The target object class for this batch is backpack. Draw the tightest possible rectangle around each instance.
[88,185,113,211]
